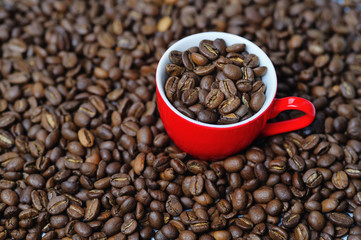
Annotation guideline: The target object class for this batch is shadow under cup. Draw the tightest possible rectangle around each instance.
[156,32,315,160]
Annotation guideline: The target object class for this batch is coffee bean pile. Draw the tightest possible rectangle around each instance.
[164,39,267,124]
[0,0,361,240]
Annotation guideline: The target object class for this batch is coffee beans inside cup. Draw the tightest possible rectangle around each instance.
[164,38,267,124]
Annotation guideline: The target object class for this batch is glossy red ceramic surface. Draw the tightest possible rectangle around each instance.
[156,89,315,160]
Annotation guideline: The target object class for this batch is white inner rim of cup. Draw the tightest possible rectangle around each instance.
[156,32,277,128]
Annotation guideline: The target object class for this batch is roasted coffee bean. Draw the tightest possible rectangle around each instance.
[282,213,301,228]
[218,96,241,114]
[67,204,85,219]
[181,89,198,106]
[205,89,224,109]
[308,211,325,231]
[235,217,254,231]
[232,188,247,210]
[213,38,227,56]
[288,155,305,172]
[165,76,180,102]
[223,155,244,172]
[0,130,14,148]
[345,164,361,178]
[226,43,245,53]
[236,79,253,92]
[328,212,354,227]
[219,79,237,98]
[332,170,349,189]
[269,225,288,240]
[121,218,137,235]
[166,195,183,216]
[223,64,242,80]
[199,40,219,60]
[197,109,218,124]
[191,52,208,66]
[248,205,266,224]
[103,217,123,236]
[161,224,179,239]
[84,199,101,221]
[78,128,94,147]
[74,222,93,238]
[179,230,197,240]
[182,50,196,70]
[303,169,323,188]
[250,92,265,112]
[149,211,164,230]
[169,50,183,66]
[253,186,274,203]
[0,189,19,206]
[193,64,216,76]
[47,195,69,215]
[190,220,210,233]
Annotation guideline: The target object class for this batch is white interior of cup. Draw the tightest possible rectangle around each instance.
[156,32,277,128]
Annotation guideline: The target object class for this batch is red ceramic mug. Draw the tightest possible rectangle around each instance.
[156,32,316,160]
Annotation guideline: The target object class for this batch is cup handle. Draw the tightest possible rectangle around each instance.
[261,97,316,137]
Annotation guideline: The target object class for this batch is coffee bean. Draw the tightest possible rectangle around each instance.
[47,195,69,215]
[235,217,253,231]
[190,220,210,233]
[78,128,94,147]
[269,225,288,240]
[169,50,183,66]
[110,173,131,188]
[179,230,197,240]
[74,222,93,238]
[321,198,339,213]
[181,89,198,106]
[223,155,244,172]
[197,109,218,124]
[303,169,323,188]
[67,204,85,219]
[250,92,265,112]
[121,218,137,235]
[219,79,237,98]
[205,89,224,109]
[193,64,216,76]
[226,43,245,53]
[308,211,325,231]
[161,224,179,239]
[103,217,123,236]
[218,96,241,114]
[332,170,349,189]
[223,64,242,80]
[213,38,227,56]
[199,40,219,60]
[232,188,247,210]
[0,130,14,148]
[249,205,266,224]
[166,195,183,216]
[191,52,209,66]
[0,189,18,206]
[149,211,164,230]
[0,114,15,128]
[253,186,274,203]
[328,212,354,227]
[84,198,100,221]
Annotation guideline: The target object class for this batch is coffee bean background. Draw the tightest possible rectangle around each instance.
[0,0,361,240]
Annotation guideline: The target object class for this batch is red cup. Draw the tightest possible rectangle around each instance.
[156,32,316,160]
